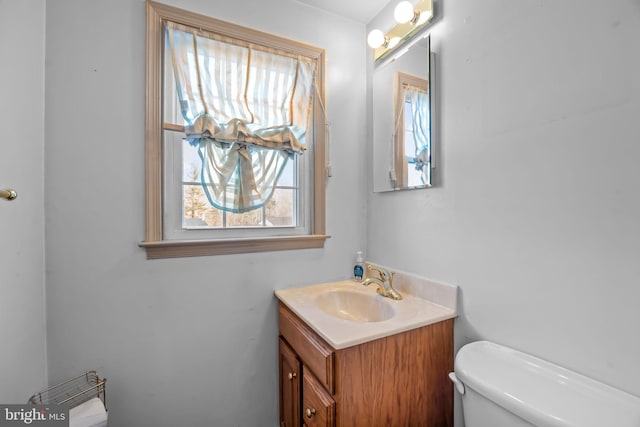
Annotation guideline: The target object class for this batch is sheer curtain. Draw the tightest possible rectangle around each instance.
[409,87,430,185]
[165,22,316,213]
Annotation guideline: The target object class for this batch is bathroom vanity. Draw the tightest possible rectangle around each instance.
[276,276,457,427]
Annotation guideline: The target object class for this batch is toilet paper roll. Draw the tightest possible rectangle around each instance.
[69,397,108,427]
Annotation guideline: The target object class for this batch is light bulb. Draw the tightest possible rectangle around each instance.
[387,37,401,49]
[367,29,386,48]
[416,10,432,25]
[394,1,415,24]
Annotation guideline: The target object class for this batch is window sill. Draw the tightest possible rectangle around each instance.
[139,234,330,259]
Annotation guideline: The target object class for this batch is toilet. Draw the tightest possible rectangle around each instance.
[449,341,640,427]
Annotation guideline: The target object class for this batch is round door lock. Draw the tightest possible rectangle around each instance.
[305,408,316,418]
[287,372,297,380]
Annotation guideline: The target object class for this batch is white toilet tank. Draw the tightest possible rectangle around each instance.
[450,341,640,427]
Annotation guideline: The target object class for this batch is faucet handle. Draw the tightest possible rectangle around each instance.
[367,263,391,281]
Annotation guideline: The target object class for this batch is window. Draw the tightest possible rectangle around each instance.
[142,1,328,258]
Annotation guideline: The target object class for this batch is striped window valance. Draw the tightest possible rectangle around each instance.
[165,21,317,213]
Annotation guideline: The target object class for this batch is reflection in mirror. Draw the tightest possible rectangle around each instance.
[372,36,432,192]
[394,71,430,188]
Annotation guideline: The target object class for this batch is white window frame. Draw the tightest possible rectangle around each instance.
[141,1,328,259]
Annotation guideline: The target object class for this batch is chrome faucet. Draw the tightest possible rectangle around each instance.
[361,264,402,300]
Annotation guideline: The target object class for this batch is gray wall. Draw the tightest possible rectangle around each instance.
[44,0,366,426]
[0,0,47,403]
[367,0,640,425]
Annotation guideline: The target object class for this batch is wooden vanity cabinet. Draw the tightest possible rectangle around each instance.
[278,303,454,427]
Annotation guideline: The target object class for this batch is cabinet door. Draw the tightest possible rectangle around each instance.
[302,366,335,427]
[279,339,301,427]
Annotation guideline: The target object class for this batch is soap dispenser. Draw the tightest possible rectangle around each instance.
[353,251,365,281]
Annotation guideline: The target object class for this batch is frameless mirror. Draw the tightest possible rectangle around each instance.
[372,36,432,192]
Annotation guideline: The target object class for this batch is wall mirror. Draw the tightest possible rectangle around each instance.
[372,36,432,192]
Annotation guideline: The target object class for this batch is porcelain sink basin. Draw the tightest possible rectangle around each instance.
[275,279,457,349]
[315,290,395,322]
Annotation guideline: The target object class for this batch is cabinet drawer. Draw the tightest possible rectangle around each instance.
[279,303,335,393]
[302,366,335,427]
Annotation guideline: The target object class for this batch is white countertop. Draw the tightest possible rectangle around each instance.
[275,278,457,349]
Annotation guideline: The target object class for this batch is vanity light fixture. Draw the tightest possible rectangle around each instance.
[367,0,433,61]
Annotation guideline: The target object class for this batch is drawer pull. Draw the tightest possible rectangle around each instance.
[287,372,297,380]
[305,408,316,418]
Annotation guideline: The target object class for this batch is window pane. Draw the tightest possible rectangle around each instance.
[277,156,295,187]
[227,208,264,227]
[182,184,223,227]
[183,142,200,182]
[266,188,295,227]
